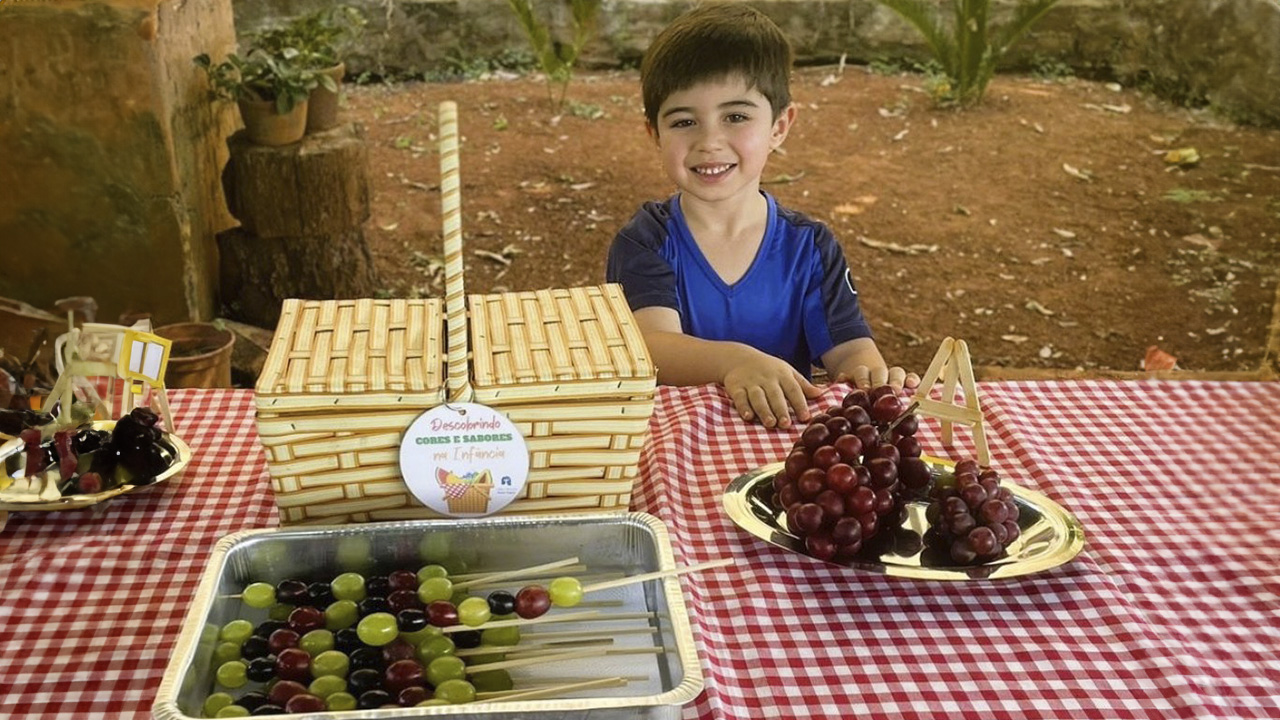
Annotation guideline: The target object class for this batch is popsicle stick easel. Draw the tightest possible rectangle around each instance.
[915,337,990,467]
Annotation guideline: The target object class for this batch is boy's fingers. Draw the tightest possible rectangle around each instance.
[869,366,890,388]
[729,387,754,422]
[847,365,872,388]
[782,379,812,425]
[904,372,921,389]
[748,387,778,428]
[887,366,906,388]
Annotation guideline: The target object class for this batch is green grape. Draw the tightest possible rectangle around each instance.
[268,603,293,621]
[324,599,359,631]
[356,612,399,646]
[456,597,491,627]
[214,659,249,688]
[400,625,441,647]
[309,674,347,698]
[433,678,477,704]
[218,619,253,646]
[471,669,514,693]
[326,692,358,711]
[417,577,453,604]
[415,635,456,664]
[212,641,241,665]
[241,582,276,609]
[467,650,506,665]
[426,655,467,686]
[329,572,367,602]
[299,629,335,656]
[202,691,235,717]
[215,705,250,718]
[548,576,584,607]
[416,699,450,707]
[481,626,521,646]
[450,589,472,606]
[416,564,449,583]
[417,534,451,564]
[311,649,351,678]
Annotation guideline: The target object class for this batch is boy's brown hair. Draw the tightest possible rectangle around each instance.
[640,3,794,130]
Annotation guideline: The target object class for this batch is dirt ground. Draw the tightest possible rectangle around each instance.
[343,67,1280,378]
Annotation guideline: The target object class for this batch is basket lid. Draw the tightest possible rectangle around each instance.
[255,298,445,410]
[467,284,655,403]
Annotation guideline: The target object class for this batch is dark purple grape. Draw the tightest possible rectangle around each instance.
[894,435,922,459]
[241,635,271,660]
[894,414,919,437]
[865,457,898,490]
[307,581,334,607]
[365,576,391,599]
[1004,521,1021,544]
[949,512,976,536]
[357,689,393,710]
[237,691,270,712]
[251,703,285,716]
[968,526,998,557]
[333,627,362,654]
[854,424,880,454]
[452,630,483,649]
[246,656,277,682]
[804,534,837,561]
[832,517,862,545]
[950,538,978,564]
[793,503,825,534]
[253,620,289,639]
[842,389,871,410]
[396,608,427,633]
[358,597,392,617]
[350,647,385,672]
[980,499,1009,524]
[347,668,383,696]
[959,483,988,509]
[486,590,517,616]
[275,579,309,606]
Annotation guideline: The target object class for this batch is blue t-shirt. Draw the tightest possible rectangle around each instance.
[606,193,872,377]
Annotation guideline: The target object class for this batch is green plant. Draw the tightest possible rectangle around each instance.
[252,6,366,70]
[194,49,320,114]
[875,0,1060,106]
[506,0,601,112]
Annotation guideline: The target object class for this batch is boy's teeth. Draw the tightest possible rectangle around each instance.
[694,164,732,175]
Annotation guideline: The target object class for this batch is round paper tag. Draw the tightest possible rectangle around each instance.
[399,403,529,517]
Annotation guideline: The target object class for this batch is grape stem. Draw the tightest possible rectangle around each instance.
[879,401,921,442]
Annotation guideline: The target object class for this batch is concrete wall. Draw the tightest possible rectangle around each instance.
[0,0,239,326]
[232,0,1280,126]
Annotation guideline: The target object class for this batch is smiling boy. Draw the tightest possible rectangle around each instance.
[607,3,918,428]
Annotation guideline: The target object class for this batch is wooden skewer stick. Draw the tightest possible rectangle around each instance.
[521,627,661,642]
[505,646,666,660]
[448,564,589,581]
[450,556,580,591]
[476,676,630,702]
[460,571,623,592]
[580,558,734,594]
[461,647,605,673]
[439,610,599,634]
[521,674,650,686]
[453,638,614,657]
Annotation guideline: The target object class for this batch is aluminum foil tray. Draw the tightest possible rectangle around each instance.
[154,513,702,719]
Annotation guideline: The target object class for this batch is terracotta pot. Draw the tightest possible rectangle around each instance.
[154,323,235,389]
[306,63,346,134]
[237,97,308,146]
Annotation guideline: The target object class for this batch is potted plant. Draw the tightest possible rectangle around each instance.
[194,48,320,146]
[251,6,366,133]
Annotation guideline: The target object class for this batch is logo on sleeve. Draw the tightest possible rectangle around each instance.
[844,269,859,297]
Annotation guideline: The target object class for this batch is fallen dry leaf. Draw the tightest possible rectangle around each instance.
[1142,345,1178,371]
[1001,335,1029,344]
[1052,228,1076,239]
[1062,163,1094,181]
[1025,300,1056,316]
[857,236,938,255]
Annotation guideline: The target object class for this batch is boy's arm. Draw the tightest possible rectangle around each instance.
[822,337,920,391]
[634,307,822,428]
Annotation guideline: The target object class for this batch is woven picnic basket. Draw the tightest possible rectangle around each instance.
[254,102,656,524]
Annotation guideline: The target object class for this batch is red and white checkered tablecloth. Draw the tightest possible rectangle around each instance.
[1,382,1277,720]
[630,381,1280,720]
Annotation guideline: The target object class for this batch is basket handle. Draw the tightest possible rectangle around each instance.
[438,101,474,402]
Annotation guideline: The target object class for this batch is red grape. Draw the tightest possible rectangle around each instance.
[833,434,863,463]
[866,457,898,490]
[842,389,870,410]
[843,406,872,428]
[427,600,460,626]
[954,459,980,476]
[894,414,919,437]
[794,503,825,534]
[959,483,988,509]
[868,442,901,465]
[288,606,325,634]
[514,587,550,619]
[796,468,826,499]
[868,384,897,402]
[979,499,1009,524]
[268,628,300,655]
[825,416,853,437]
[772,471,792,492]
[812,445,841,470]
[857,511,879,539]
[804,534,837,561]
[871,393,904,423]
[854,424,879,453]
[815,490,845,522]
[778,483,800,509]
[275,647,311,682]
[968,526,998,557]
[894,435,922,459]
[384,658,426,694]
[381,638,416,664]
[267,680,308,707]
[847,486,876,516]
[825,463,856,494]
[285,694,326,713]
[831,517,862,545]
[800,423,831,450]
[899,457,931,492]
[852,464,871,488]
[784,451,810,480]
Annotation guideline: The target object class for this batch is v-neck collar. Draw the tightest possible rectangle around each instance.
[672,192,777,296]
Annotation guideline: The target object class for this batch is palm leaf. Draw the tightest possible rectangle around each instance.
[877,0,958,76]
[993,0,1061,56]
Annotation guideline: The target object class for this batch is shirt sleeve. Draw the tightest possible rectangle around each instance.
[807,222,872,359]
[605,202,679,313]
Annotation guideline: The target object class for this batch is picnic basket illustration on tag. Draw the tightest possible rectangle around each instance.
[436,467,494,514]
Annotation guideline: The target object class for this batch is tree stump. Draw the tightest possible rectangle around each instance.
[219,123,379,329]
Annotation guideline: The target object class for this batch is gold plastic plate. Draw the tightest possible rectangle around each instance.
[723,457,1085,580]
[0,420,191,511]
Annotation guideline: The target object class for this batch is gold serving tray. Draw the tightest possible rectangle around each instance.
[0,420,191,511]
[723,457,1084,580]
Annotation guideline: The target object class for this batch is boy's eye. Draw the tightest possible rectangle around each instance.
[726,113,750,123]
[668,118,694,129]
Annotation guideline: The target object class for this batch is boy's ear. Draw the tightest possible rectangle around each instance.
[770,104,798,150]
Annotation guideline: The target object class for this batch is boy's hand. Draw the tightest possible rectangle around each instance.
[834,364,921,393]
[724,355,823,429]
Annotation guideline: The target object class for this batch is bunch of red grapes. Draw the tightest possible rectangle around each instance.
[772,385,933,562]
[924,459,1021,564]
[772,386,1022,566]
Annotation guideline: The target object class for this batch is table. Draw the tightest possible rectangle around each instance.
[2,382,1278,719]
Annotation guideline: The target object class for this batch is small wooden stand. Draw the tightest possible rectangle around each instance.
[915,337,990,467]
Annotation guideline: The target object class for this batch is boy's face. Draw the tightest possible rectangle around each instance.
[648,74,795,206]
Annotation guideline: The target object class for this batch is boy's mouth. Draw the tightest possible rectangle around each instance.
[690,163,735,178]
